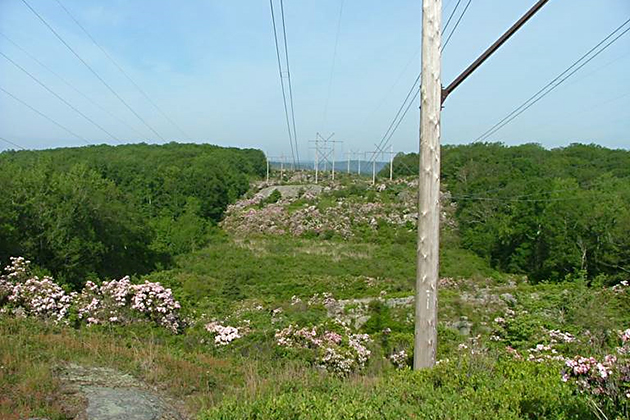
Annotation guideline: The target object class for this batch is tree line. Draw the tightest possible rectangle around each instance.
[0,142,265,288]
[384,143,630,283]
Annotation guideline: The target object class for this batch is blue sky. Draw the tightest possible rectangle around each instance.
[0,0,628,158]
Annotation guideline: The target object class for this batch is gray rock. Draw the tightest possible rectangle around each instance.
[354,315,371,329]
[454,317,473,336]
[57,364,186,420]
[83,386,179,420]
[257,184,323,200]
[500,293,517,305]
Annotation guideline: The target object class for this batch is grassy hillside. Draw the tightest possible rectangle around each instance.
[1,142,629,419]
[2,171,630,419]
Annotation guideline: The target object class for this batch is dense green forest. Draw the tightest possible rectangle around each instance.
[2,141,628,288]
[0,143,265,287]
[384,143,630,283]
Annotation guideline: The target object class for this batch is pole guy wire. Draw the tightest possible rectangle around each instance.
[1,51,121,143]
[53,0,191,141]
[0,86,90,144]
[20,0,167,142]
[474,17,630,142]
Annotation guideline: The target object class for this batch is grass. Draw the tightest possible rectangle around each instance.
[2,178,629,419]
[0,317,235,419]
[145,230,502,319]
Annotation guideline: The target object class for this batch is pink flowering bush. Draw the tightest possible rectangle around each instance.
[275,324,372,375]
[75,277,181,332]
[220,182,426,239]
[1,257,73,322]
[562,352,630,416]
[5,276,74,323]
[389,349,409,369]
[205,322,242,346]
[1,257,181,332]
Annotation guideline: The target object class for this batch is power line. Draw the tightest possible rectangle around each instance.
[322,0,345,130]
[474,17,630,142]
[0,136,27,150]
[279,0,300,166]
[269,0,297,167]
[453,186,583,201]
[372,74,420,160]
[372,0,474,161]
[0,86,90,144]
[453,195,591,203]
[0,32,151,142]
[362,0,465,132]
[20,0,167,143]
[0,50,121,143]
[442,0,464,35]
[360,48,419,128]
[52,0,190,141]
[441,0,473,52]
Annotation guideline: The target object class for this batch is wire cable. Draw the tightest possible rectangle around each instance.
[0,136,27,150]
[371,74,420,160]
[20,0,167,143]
[443,0,464,35]
[269,0,297,167]
[442,0,473,52]
[0,32,151,142]
[280,0,300,166]
[474,17,630,143]
[372,0,474,161]
[1,51,121,143]
[52,0,190,141]
[361,48,419,128]
[322,0,344,130]
[0,86,90,144]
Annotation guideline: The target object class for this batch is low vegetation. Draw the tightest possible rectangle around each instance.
[1,142,629,419]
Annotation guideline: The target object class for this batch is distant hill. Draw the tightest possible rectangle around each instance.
[270,159,389,175]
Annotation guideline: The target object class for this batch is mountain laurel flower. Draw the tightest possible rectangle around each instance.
[1,258,181,333]
[205,322,241,345]
[389,350,408,369]
[275,324,372,375]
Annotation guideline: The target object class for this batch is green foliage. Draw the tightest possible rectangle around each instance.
[388,143,630,283]
[201,357,590,419]
[260,189,282,206]
[0,143,265,287]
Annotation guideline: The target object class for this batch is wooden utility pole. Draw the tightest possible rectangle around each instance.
[415,0,441,370]
[346,151,351,174]
[266,155,270,183]
[410,0,551,370]
[368,151,377,185]
[280,153,285,181]
[372,155,376,185]
[331,140,336,181]
[389,145,394,181]
[315,146,319,184]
